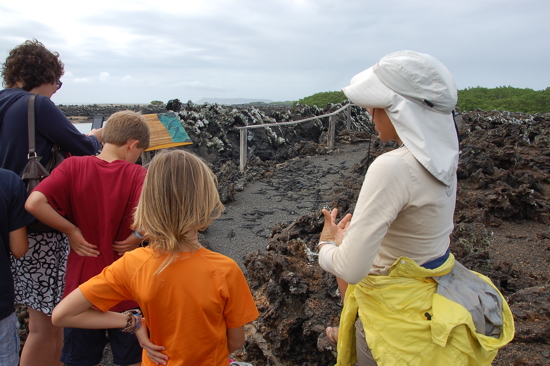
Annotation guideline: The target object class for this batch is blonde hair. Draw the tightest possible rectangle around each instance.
[102,110,150,149]
[133,149,224,273]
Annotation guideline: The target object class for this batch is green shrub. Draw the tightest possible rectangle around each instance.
[295,86,550,113]
[295,91,347,107]
[457,86,550,113]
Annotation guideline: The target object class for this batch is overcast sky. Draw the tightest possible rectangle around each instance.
[1,0,548,105]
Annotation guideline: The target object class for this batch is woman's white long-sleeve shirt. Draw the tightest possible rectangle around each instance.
[319,146,456,284]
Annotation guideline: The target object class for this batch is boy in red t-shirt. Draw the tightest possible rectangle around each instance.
[25,110,150,366]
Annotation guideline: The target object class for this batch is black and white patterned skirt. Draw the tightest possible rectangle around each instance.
[11,232,69,316]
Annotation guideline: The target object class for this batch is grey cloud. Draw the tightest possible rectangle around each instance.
[1,0,549,104]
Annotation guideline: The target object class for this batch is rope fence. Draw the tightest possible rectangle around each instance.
[236,104,354,171]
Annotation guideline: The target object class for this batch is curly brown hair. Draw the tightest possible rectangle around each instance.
[1,39,64,91]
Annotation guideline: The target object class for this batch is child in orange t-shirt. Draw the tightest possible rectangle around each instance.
[51,149,259,366]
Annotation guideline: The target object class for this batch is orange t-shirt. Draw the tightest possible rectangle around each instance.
[80,246,259,366]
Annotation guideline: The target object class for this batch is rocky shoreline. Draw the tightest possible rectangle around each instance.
[58,103,168,120]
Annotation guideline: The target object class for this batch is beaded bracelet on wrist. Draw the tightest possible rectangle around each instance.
[121,309,142,333]
[121,311,135,333]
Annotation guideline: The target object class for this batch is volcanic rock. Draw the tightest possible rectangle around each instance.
[49,103,550,365]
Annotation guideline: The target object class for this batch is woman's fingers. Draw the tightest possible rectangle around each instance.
[322,208,333,223]
[330,208,339,222]
[320,209,335,241]
[323,208,351,228]
[320,209,352,245]
[338,213,352,229]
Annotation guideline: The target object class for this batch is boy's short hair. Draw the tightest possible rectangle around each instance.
[102,110,150,149]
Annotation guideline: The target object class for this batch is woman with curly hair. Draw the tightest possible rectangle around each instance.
[0,39,102,366]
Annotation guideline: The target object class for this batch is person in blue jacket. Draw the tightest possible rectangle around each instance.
[0,168,34,366]
[0,39,103,366]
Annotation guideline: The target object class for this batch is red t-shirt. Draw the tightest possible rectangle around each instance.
[36,156,146,311]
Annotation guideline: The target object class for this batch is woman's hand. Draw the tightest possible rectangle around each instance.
[320,208,352,246]
[135,320,169,365]
[66,227,100,257]
[87,127,103,143]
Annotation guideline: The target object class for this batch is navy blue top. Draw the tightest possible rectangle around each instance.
[0,168,34,320]
[0,88,101,176]
[421,248,450,270]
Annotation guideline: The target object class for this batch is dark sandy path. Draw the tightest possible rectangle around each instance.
[202,142,369,267]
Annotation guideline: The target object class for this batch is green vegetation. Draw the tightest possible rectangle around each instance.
[150,100,164,105]
[270,101,294,106]
[295,87,550,114]
[295,91,347,107]
[457,86,550,113]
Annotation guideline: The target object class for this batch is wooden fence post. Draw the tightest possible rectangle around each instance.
[239,129,247,172]
[328,115,335,149]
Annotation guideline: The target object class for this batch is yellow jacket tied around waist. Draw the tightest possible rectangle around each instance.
[335,254,514,366]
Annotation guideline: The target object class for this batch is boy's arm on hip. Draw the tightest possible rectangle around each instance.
[113,232,143,256]
[25,191,73,233]
[9,227,29,259]
[25,191,100,257]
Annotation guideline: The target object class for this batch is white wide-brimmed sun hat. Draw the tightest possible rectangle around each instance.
[342,50,459,186]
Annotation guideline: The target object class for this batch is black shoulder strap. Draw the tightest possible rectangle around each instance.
[28,94,37,156]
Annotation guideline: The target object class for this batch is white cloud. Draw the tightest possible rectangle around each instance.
[73,78,91,83]
[99,72,110,82]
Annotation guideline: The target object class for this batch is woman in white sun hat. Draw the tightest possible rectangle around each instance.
[317,51,514,365]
